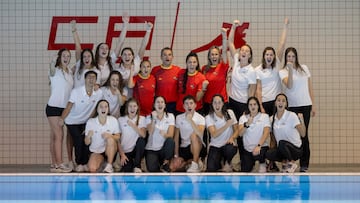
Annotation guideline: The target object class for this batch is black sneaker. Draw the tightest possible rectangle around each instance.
[160,163,170,172]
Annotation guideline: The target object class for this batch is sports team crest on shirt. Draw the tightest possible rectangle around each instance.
[190,84,195,89]
[173,76,178,80]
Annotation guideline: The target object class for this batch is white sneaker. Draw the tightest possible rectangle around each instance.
[50,164,57,173]
[67,161,75,172]
[113,162,121,172]
[222,162,233,172]
[133,167,142,173]
[187,161,200,173]
[103,163,114,173]
[75,164,86,172]
[258,163,267,173]
[55,163,72,173]
[286,162,298,173]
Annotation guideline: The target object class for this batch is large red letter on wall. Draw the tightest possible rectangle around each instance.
[48,16,98,50]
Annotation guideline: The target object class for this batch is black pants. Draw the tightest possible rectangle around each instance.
[289,105,311,168]
[266,140,303,162]
[241,146,269,172]
[262,100,275,116]
[66,124,89,165]
[121,137,146,172]
[145,138,175,172]
[206,144,237,172]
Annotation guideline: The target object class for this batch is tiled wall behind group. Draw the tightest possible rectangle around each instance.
[0,0,359,164]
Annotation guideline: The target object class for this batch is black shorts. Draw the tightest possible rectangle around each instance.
[179,145,207,161]
[46,104,64,117]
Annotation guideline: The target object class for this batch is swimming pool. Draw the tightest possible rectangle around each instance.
[0,173,359,202]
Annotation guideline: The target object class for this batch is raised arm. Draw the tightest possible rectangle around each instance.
[228,20,240,58]
[277,17,289,62]
[138,22,153,59]
[70,20,81,62]
[221,27,228,63]
[113,13,129,57]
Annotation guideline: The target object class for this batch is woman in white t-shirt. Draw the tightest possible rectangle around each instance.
[145,96,175,172]
[85,100,120,173]
[118,98,147,173]
[46,48,73,173]
[266,93,306,173]
[238,97,271,172]
[101,71,128,118]
[279,47,316,172]
[205,94,238,172]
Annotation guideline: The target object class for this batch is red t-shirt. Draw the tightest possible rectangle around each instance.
[176,70,206,112]
[201,62,229,103]
[132,74,156,116]
[151,65,181,103]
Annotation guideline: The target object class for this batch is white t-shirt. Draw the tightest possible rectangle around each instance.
[239,113,271,152]
[230,53,257,103]
[145,113,175,151]
[85,116,120,153]
[48,67,74,108]
[255,62,282,102]
[118,115,146,153]
[176,112,205,148]
[279,65,312,107]
[101,87,128,118]
[205,109,237,148]
[114,54,141,98]
[271,110,302,148]
[64,86,103,125]
[73,60,101,88]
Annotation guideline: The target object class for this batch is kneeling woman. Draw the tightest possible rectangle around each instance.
[238,96,271,172]
[85,100,120,173]
[266,93,306,173]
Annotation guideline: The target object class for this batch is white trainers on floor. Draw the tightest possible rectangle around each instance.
[258,163,267,173]
[67,161,75,172]
[75,164,88,172]
[187,161,200,173]
[103,163,114,173]
[133,167,142,173]
[222,162,233,172]
[286,162,298,173]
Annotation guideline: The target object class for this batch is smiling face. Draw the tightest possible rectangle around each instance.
[85,72,97,87]
[140,61,152,76]
[186,56,198,74]
[98,43,109,58]
[275,94,288,112]
[82,50,93,67]
[154,96,166,112]
[211,95,224,113]
[60,50,71,67]
[248,98,259,114]
[264,50,275,66]
[238,45,252,64]
[208,47,220,66]
[127,100,139,117]
[121,48,134,66]
[161,49,173,67]
[97,100,109,116]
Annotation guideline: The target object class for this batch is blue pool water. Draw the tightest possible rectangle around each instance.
[0,174,359,202]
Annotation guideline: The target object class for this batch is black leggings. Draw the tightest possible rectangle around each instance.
[266,140,303,162]
[145,138,175,172]
[206,144,237,172]
[241,146,269,172]
[66,124,90,165]
[121,137,146,172]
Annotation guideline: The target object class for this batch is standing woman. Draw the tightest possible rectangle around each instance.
[46,49,73,172]
[255,18,289,115]
[114,21,153,98]
[266,93,306,173]
[101,71,128,118]
[238,97,271,172]
[201,28,230,115]
[128,60,156,116]
[70,20,101,88]
[205,94,238,172]
[145,96,175,172]
[228,20,257,162]
[85,100,120,173]
[176,52,209,115]
[117,98,147,172]
[279,47,316,172]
